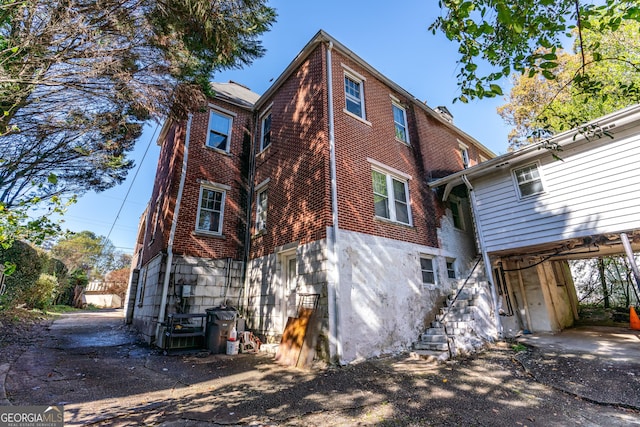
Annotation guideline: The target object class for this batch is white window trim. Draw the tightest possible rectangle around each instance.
[392,101,410,144]
[446,258,457,279]
[255,187,268,232]
[195,183,227,235]
[511,161,546,200]
[259,104,273,152]
[420,256,437,286]
[458,140,470,168]
[367,158,412,180]
[370,164,413,226]
[343,67,367,121]
[254,178,270,233]
[206,108,235,153]
[449,195,465,231]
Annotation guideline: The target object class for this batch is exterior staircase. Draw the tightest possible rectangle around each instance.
[412,259,492,362]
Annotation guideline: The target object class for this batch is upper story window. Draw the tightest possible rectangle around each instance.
[196,185,226,235]
[371,168,412,225]
[459,141,470,168]
[420,257,436,285]
[344,74,365,118]
[513,163,544,198]
[392,103,409,143]
[260,110,272,151]
[256,188,268,232]
[450,197,464,230]
[206,110,233,152]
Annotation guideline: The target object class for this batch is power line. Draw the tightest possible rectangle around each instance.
[104,123,161,245]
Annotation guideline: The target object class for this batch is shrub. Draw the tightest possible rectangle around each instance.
[0,241,44,309]
[24,273,58,310]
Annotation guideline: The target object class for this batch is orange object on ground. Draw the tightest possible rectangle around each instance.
[630,306,640,331]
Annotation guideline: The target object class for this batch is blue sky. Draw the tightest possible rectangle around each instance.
[57,0,513,254]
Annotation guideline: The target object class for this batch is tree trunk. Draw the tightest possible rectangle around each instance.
[598,258,610,309]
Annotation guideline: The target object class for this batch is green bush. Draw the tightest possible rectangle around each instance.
[0,241,44,309]
[24,273,58,310]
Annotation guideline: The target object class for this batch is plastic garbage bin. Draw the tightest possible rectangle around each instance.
[205,307,237,353]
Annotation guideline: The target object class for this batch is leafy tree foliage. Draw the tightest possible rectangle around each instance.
[430,0,640,106]
[0,240,44,309]
[498,19,640,148]
[50,230,128,278]
[0,0,275,241]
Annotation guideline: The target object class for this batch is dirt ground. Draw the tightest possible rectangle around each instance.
[1,309,639,426]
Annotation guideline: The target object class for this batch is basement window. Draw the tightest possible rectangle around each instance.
[420,257,436,285]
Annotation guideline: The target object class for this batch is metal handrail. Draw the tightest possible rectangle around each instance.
[441,256,482,324]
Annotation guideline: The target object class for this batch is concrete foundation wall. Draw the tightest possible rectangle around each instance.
[131,254,164,343]
[245,239,330,359]
[336,230,472,363]
[131,253,244,344]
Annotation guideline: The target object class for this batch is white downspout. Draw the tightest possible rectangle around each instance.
[155,113,193,342]
[461,175,503,339]
[326,40,343,363]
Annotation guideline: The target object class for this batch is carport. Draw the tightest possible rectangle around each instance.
[428,105,640,337]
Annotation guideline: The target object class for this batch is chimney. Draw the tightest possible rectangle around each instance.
[435,106,453,123]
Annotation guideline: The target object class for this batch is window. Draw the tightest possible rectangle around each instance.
[344,74,364,118]
[196,186,225,234]
[420,257,435,285]
[392,103,409,143]
[206,110,233,152]
[372,169,411,225]
[513,163,544,198]
[256,189,268,232]
[459,141,470,168]
[260,111,272,151]
[450,198,464,230]
[446,260,456,279]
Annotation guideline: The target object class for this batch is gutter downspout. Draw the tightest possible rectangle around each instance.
[241,114,260,311]
[326,40,343,363]
[155,113,192,342]
[461,175,503,339]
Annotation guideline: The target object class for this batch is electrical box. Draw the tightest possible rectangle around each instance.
[181,284,192,298]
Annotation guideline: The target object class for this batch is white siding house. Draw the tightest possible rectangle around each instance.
[430,105,640,336]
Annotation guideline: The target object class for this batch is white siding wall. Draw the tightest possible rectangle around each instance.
[474,128,640,253]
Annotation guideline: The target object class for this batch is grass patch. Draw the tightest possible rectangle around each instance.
[511,343,528,353]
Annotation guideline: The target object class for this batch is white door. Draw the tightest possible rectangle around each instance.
[282,254,298,327]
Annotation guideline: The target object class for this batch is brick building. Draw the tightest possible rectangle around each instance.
[125,31,495,363]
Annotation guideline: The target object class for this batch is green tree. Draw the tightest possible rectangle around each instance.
[430,0,640,107]
[498,19,640,148]
[50,230,123,278]
[0,0,275,244]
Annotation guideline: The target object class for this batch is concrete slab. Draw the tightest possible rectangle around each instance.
[515,326,640,409]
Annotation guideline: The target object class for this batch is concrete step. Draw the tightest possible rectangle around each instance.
[436,313,474,322]
[423,327,445,335]
[414,341,449,351]
[444,321,470,329]
[419,334,447,343]
[408,350,450,363]
[444,327,469,335]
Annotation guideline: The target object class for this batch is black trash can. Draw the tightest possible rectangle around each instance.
[205,307,237,353]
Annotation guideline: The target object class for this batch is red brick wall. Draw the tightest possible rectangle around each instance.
[140,122,184,266]
[171,101,253,259]
[141,98,254,264]
[249,46,332,259]
[331,50,441,246]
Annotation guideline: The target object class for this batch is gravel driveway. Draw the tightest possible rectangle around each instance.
[1,310,639,426]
